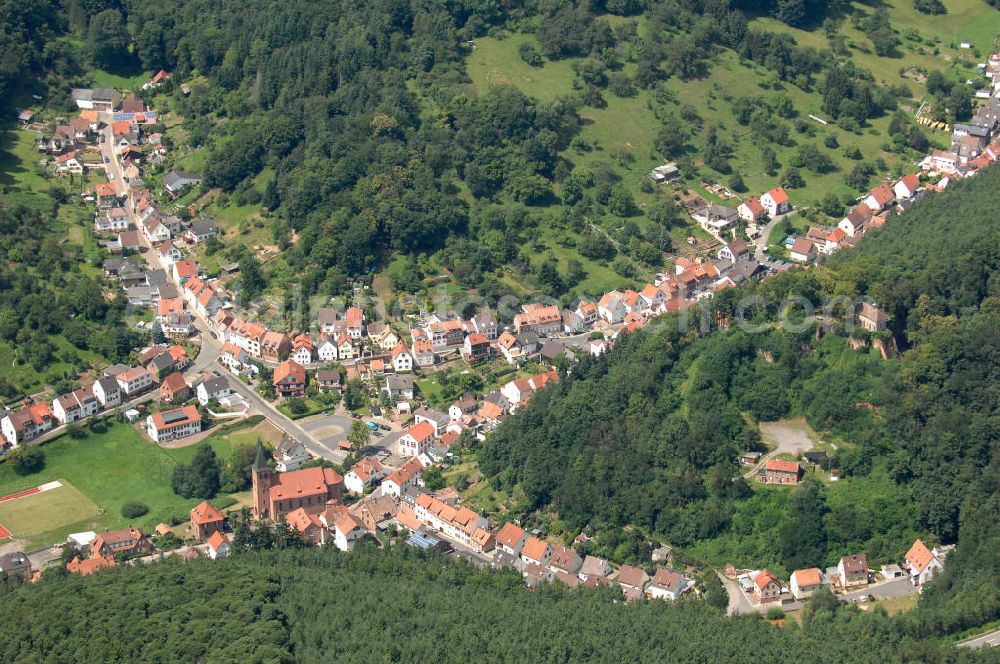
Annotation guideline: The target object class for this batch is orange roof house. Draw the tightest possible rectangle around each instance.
[67,555,116,576]
[190,501,226,539]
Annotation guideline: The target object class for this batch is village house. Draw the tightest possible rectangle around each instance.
[497,330,539,365]
[598,290,628,324]
[470,309,499,340]
[163,171,202,194]
[316,335,338,363]
[291,334,314,365]
[0,552,32,581]
[413,407,450,436]
[790,568,827,600]
[391,341,413,372]
[449,394,479,422]
[315,369,340,392]
[158,372,191,404]
[549,544,583,575]
[207,531,231,559]
[67,554,116,576]
[616,565,650,601]
[838,554,869,589]
[578,555,612,582]
[718,239,751,263]
[271,434,308,472]
[496,522,529,557]
[273,360,306,397]
[904,539,944,586]
[647,567,689,601]
[738,197,767,224]
[184,219,218,244]
[157,312,195,339]
[864,184,895,213]
[219,342,251,374]
[344,306,365,339]
[90,526,151,558]
[789,238,817,263]
[414,494,493,553]
[55,151,83,174]
[94,206,129,232]
[857,302,888,333]
[96,182,119,209]
[116,366,153,397]
[52,387,101,424]
[261,331,292,362]
[838,205,873,238]
[381,458,423,497]
[515,303,563,337]
[412,339,435,367]
[894,174,921,200]
[92,376,122,408]
[760,186,791,217]
[334,334,355,361]
[345,457,387,494]
[1,403,56,446]
[251,443,343,520]
[520,536,551,567]
[757,459,802,485]
[462,332,491,363]
[328,510,369,551]
[753,569,783,604]
[146,405,202,443]
[196,376,232,406]
[190,501,226,540]
[399,420,436,457]
[384,374,415,403]
[823,227,848,255]
[695,204,739,235]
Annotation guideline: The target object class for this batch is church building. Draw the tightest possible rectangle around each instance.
[252,443,343,520]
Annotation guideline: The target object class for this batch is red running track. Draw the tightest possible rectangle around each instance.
[0,486,40,503]
[0,523,9,539]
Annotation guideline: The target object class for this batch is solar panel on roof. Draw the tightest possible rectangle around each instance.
[161,410,188,424]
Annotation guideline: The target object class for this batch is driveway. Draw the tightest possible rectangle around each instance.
[717,572,757,616]
[744,418,817,478]
[843,576,917,601]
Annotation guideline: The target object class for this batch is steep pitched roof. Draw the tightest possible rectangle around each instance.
[905,539,936,574]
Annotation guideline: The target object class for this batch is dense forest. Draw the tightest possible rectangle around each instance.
[480,165,1000,635]
[0,545,995,663]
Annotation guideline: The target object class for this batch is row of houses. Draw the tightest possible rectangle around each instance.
[738,538,951,606]
[495,522,693,599]
[0,344,192,446]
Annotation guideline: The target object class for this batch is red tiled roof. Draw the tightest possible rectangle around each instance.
[766,459,801,474]
[207,530,229,551]
[767,186,789,204]
[273,359,305,386]
[497,522,526,548]
[191,501,224,526]
[905,539,936,574]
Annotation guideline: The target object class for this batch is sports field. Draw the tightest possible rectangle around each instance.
[0,481,102,548]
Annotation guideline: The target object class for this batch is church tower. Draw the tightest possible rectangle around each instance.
[251,441,272,519]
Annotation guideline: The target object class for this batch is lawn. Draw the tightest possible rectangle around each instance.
[0,128,51,193]
[0,421,252,547]
[0,481,101,547]
[90,68,150,90]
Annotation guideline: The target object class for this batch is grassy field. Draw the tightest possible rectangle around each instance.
[0,481,101,546]
[90,68,150,90]
[0,128,51,193]
[0,421,258,548]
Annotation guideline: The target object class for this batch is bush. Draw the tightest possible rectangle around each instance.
[766,607,786,620]
[121,501,149,519]
[6,446,44,475]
